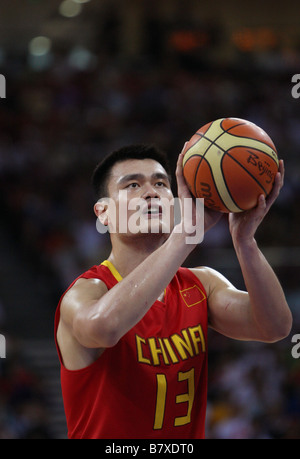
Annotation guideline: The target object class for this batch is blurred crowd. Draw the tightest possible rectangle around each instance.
[0,4,300,438]
[0,336,51,439]
[206,331,300,438]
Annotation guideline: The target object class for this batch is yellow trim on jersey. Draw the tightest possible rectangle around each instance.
[101,259,166,301]
[101,260,123,282]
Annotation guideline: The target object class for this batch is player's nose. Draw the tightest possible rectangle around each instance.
[141,183,160,200]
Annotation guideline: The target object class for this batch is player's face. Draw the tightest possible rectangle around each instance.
[105,159,175,236]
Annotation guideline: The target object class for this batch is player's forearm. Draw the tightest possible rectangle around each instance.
[233,236,292,342]
[89,232,195,347]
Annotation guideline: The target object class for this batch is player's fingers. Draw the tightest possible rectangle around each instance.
[176,143,188,186]
[176,143,187,171]
[278,159,285,187]
[263,159,284,211]
[175,153,183,176]
[268,169,282,202]
[258,194,267,210]
[275,159,284,191]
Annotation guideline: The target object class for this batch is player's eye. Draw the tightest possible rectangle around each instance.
[127,182,140,188]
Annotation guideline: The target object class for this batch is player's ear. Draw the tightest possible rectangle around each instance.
[94,199,109,226]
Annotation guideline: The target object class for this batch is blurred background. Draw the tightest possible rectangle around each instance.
[0,0,299,439]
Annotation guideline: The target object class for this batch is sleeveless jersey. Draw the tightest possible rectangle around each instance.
[54,260,208,439]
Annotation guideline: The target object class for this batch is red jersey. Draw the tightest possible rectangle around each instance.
[54,260,208,439]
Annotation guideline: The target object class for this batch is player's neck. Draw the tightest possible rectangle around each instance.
[107,233,168,278]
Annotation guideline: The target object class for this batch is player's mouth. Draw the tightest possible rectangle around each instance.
[142,202,163,218]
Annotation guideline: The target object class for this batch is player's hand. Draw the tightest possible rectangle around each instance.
[229,159,284,243]
[175,144,193,201]
[175,145,221,241]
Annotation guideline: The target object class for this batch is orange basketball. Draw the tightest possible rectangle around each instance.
[182,117,279,213]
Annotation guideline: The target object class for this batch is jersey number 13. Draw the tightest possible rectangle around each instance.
[153,367,195,430]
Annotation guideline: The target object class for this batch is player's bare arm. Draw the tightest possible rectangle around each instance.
[57,278,109,369]
[192,160,292,342]
[59,232,191,336]
[58,231,197,370]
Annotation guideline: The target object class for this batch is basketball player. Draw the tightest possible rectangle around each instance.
[54,144,292,439]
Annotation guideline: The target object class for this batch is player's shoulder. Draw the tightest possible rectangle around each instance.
[63,277,108,304]
[60,277,108,322]
[188,265,219,279]
[189,265,225,278]
[188,266,233,296]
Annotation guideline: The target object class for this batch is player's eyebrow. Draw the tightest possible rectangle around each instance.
[152,172,170,183]
[116,173,144,185]
[117,172,170,186]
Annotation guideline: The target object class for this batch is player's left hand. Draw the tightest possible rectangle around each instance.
[229,159,284,243]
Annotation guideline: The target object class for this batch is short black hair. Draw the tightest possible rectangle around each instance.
[92,144,171,199]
